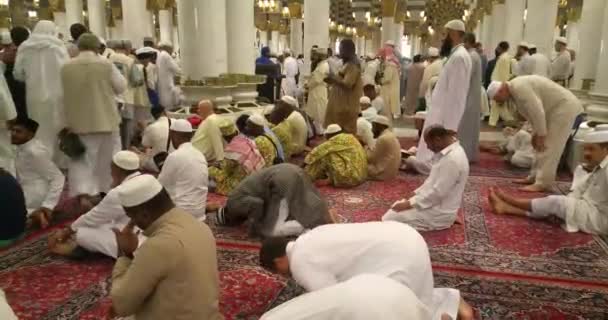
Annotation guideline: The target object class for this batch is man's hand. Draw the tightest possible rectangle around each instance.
[112,221,139,258]
[31,207,53,228]
[391,199,412,212]
[532,134,546,152]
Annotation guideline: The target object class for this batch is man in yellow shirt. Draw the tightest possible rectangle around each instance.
[191,100,224,164]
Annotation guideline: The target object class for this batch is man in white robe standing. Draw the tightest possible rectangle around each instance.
[259,221,473,320]
[528,44,551,78]
[156,41,181,109]
[459,33,482,163]
[13,20,69,159]
[407,20,472,174]
[108,40,137,149]
[305,48,329,134]
[551,37,571,86]
[514,42,534,76]
[282,49,298,98]
[0,69,16,174]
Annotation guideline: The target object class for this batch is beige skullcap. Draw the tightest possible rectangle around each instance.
[325,124,342,134]
[281,95,297,107]
[583,130,608,144]
[444,20,465,32]
[248,114,267,126]
[372,115,391,127]
[360,96,371,105]
[170,119,193,133]
[556,37,568,45]
[486,81,503,100]
[112,151,140,171]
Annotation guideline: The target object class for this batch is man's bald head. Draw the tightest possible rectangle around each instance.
[197,100,215,120]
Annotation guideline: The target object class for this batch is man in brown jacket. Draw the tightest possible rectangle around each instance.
[367,115,401,181]
[110,174,223,320]
[61,33,126,200]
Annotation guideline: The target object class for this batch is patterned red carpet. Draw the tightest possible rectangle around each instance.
[1,149,607,319]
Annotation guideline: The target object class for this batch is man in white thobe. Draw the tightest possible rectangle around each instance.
[156,41,181,109]
[282,49,298,98]
[158,119,208,220]
[356,96,376,149]
[12,118,64,228]
[418,47,443,111]
[362,53,380,86]
[108,40,137,149]
[50,151,142,258]
[528,44,551,78]
[305,48,329,134]
[383,126,469,230]
[0,69,16,174]
[408,20,472,175]
[551,37,571,86]
[141,107,172,165]
[260,274,431,320]
[259,221,472,320]
[501,124,535,169]
[61,34,126,198]
[487,75,583,192]
[13,20,69,159]
[514,42,534,76]
[489,130,608,235]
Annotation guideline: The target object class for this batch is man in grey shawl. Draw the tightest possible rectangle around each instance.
[215,163,334,237]
[458,33,482,163]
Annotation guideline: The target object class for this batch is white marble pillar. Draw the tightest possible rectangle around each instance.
[226,0,255,74]
[590,3,608,95]
[303,0,329,75]
[481,14,493,57]
[109,20,124,40]
[177,0,201,79]
[357,36,366,56]
[504,0,525,55]
[381,17,394,45]
[280,34,288,52]
[523,0,559,56]
[173,26,180,52]
[393,21,403,51]
[365,37,373,56]
[53,12,68,38]
[474,23,481,41]
[259,29,268,47]
[270,30,280,54]
[197,0,228,77]
[122,0,153,47]
[572,0,607,90]
[490,3,506,51]
[290,18,303,56]
[65,0,83,34]
[566,22,579,53]
[159,9,173,45]
[87,0,107,39]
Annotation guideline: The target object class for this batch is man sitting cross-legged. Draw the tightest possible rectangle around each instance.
[382,125,469,231]
[214,163,336,238]
[49,151,142,258]
[259,221,473,320]
[489,130,608,235]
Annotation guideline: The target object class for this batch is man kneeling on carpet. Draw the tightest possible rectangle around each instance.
[259,221,474,320]
[109,174,223,320]
[213,163,336,238]
[49,151,142,258]
[489,130,608,235]
[382,125,469,231]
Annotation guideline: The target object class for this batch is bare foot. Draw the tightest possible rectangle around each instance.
[519,184,548,193]
[457,299,474,320]
[488,190,508,215]
[493,188,509,202]
[327,209,339,224]
[513,178,534,185]
[487,187,497,207]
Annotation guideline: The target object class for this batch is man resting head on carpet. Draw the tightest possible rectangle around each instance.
[489,130,608,235]
[49,151,142,259]
[382,125,469,231]
[110,174,223,320]
[259,221,473,320]
[213,163,336,238]
[303,124,368,188]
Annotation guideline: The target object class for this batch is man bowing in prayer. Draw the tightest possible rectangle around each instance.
[407,20,472,175]
[110,175,223,320]
[259,221,473,320]
[487,75,583,192]
[459,33,483,163]
[215,163,334,238]
[383,126,469,231]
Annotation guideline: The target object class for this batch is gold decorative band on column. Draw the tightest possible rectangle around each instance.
[287,2,302,19]
[147,0,176,11]
[381,0,396,17]
[49,0,66,13]
[111,0,123,21]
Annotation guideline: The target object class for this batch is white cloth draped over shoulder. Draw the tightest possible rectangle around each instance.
[13,20,69,157]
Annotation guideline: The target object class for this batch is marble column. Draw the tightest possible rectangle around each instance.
[226,0,255,74]
[197,0,228,77]
[365,36,373,55]
[290,18,303,56]
[122,0,153,47]
[177,0,201,79]
[481,14,493,57]
[303,0,329,75]
[381,17,394,45]
[566,22,580,53]
[65,0,83,33]
[357,35,366,56]
[280,34,289,52]
[270,30,280,54]
[109,20,124,40]
[504,0,525,54]
[523,0,559,56]
[87,0,107,38]
[590,3,608,95]
[173,26,180,51]
[489,3,506,52]
[159,9,173,44]
[393,21,403,50]
[572,0,607,90]
[53,12,68,38]
[259,29,268,47]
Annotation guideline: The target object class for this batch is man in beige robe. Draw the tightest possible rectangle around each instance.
[305,48,329,134]
[403,55,425,116]
[418,47,442,112]
[551,37,571,86]
[367,116,401,181]
[489,41,515,127]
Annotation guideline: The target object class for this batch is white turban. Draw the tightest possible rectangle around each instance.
[372,115,391,127]
[427,47,439,57]
[583,131,608,144]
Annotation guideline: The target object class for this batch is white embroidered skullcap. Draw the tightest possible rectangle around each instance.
[385,40,395,46]
[444,19,465,32]
[486,81,503,100]
[283,48,292,55]
[372,115,391,127]
[556,37,568,45]
[528,43,537,49]
[281,95,297,107]
[158,40,173,47]
[263,105,275,115]
[112,151,140,171]
[325,124,342,134]
[170,119,193,133]
[583,130,608,144]
[118,174,163,208]
[248,114,267,126]
[427,47,439,57]
[518,41,529,48]
[136,46,157,55]
[360,96,371,105]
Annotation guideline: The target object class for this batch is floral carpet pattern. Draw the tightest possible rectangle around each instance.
[1,150,607,319]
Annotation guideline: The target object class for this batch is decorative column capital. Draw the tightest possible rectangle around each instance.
[288,2,302,19]
[381,0,396,17]
[49,0,66,12]
[147,0,175,11]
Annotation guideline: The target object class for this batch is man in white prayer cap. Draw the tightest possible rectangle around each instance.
[487,75,583,192]
[489,130,608,235]
[551,37,571,86]
[418,47,443,112]
[409,20,472,174]
[109,174,223,320]
[158,119,208,220]
[49,151,141,258]
[282,48,299,98]
[367,115,400,181]
[356,101,375,149]
[362,52,380,86]
[514,41,534,76]
[156,41,181,109]
[528,43,551,78]
[260,274,431,320]
[259,221,473,320]
[109,40,138,149]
